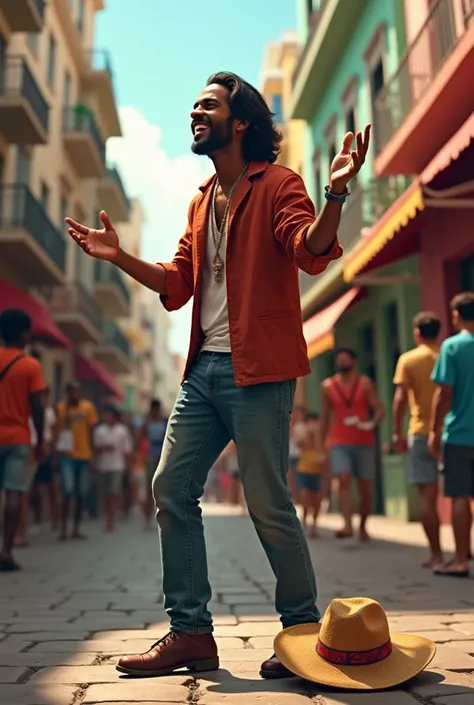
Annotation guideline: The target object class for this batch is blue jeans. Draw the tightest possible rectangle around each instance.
[152,352,319,634]
[59,458,90,499]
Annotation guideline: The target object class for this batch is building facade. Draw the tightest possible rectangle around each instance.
[292,0,474,521]
[0,1,136,408]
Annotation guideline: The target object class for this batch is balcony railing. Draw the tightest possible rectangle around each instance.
[0,56,49,133]
[292,0,330,87]
[374,0,469,153]
[50,281,102,330]
[102,321,131,359]
[107,166,130,211]
[62,106,106,164]
[0,184,65,271]
[84,49,113,77]
[94,260,131,306]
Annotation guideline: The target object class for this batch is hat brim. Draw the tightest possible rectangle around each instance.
[274,624,436,690]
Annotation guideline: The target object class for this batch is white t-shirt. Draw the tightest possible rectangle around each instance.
[200,192,231,352]
[94,423,133,473]
[30,407,56,446]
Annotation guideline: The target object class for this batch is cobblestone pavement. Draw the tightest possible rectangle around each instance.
[1,505,474,704]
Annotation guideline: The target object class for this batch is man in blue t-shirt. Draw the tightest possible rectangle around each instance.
[429,292,474,578]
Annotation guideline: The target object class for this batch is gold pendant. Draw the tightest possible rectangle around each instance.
[212,253,224,282]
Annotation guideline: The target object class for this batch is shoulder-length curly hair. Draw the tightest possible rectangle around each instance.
[207,71,283,164]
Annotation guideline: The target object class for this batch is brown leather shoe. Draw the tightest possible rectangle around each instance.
[260,654,294,679]
[116,631,219,677]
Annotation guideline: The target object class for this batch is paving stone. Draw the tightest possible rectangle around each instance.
[2,630,90,640]
[30,665,129,684]
[0,685,76,705]
[221,593,273,605]
[28,639,158,654]
[0,638,33,653]
[322,693,421,705]
[214,622,281,638]
[409,668,474,698]
[452,623,474,636]
[447,641,474,655]
[83,682,189,702]
[414,630,474,643]
[430,644,474,670]
[0,666,30,683]
[433,696,474,705]
[247,636,276,649]
[91,629,156,639]
[199,692,311,704]
[0,652,98,667]
[234,604,277,617]
[391,616,453,631]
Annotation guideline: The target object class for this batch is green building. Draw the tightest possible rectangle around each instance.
[290,0,422,521]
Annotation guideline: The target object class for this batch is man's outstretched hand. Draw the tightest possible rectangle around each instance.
[65,210,120,262]
[330,124,371,193]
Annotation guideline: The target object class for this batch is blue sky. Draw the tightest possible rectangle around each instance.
[96,0,296,355]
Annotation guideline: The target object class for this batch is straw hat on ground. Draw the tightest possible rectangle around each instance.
[274,597,436,690]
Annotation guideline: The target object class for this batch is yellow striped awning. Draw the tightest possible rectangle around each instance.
[343,183,424,282]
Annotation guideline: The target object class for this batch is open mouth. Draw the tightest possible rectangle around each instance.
[192,122,210,136]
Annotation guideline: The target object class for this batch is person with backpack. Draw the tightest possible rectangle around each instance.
[0,309,45,571]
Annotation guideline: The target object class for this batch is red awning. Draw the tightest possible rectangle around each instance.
[303,288,360,360]
[76,355,123,400]
[0,279,70,347]
[421,112,474,185]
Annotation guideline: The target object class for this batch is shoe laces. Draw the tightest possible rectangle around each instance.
[151,631,179,650]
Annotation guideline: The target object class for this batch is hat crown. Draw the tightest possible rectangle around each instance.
[319,598,390,652]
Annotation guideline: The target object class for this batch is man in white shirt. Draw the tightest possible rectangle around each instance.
[94,405,133,532]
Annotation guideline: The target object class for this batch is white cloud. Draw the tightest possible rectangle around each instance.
[106,107,213,356]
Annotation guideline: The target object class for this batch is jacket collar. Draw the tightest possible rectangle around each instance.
[198,161,268,193]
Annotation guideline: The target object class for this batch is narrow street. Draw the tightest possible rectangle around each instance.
[1,506,474,704]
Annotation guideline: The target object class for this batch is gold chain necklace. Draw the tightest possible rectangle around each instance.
[210,164,249,283]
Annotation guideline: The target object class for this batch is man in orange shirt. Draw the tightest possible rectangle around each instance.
[0,309,45,571]
[66,72,370,678]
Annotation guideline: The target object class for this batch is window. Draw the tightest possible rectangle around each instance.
[77,0,85,35]
[27,33,39,53]
[271,94,283,123]
[63,70,71,107]
[47,34,56,86]
[60,195,68,226]
[371,58,384,97]
[40,182,50,212]
[365,25,387,154]
[16,148,31,186]
[53,362,63,403]
[0,34,7,93]
[461,254,474,292]
[386,302,400,389]
[313,149,322,214]
[324,114,337,171]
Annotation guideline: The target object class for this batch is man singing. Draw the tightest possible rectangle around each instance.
[66,72,370,678]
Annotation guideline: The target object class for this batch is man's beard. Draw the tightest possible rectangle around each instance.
[191,117,233,156]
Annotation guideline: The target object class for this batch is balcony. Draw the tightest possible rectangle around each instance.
[0,56,49,144]
[95,321,131,375]
[83,50,122,137]
[290,0,369,120]
[94,260,131,317]
[374,0,474,175]
[1,0,45,32]
[96,167,130,223]
[0,184,65,285]
[299,177,411,301]
[62,106,106,178]
[50,281,102,344]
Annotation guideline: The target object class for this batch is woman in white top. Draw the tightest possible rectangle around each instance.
[94,405,132,532]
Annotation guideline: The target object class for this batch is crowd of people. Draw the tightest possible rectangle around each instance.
[0,307,172,572]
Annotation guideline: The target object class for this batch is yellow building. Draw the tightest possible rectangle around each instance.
[260,30,305,175]
[0,1,133,405]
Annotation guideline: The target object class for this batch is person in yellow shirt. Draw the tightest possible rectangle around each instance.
[296,413,326,538]
[392,312,442,569]
[55,382,98,540]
